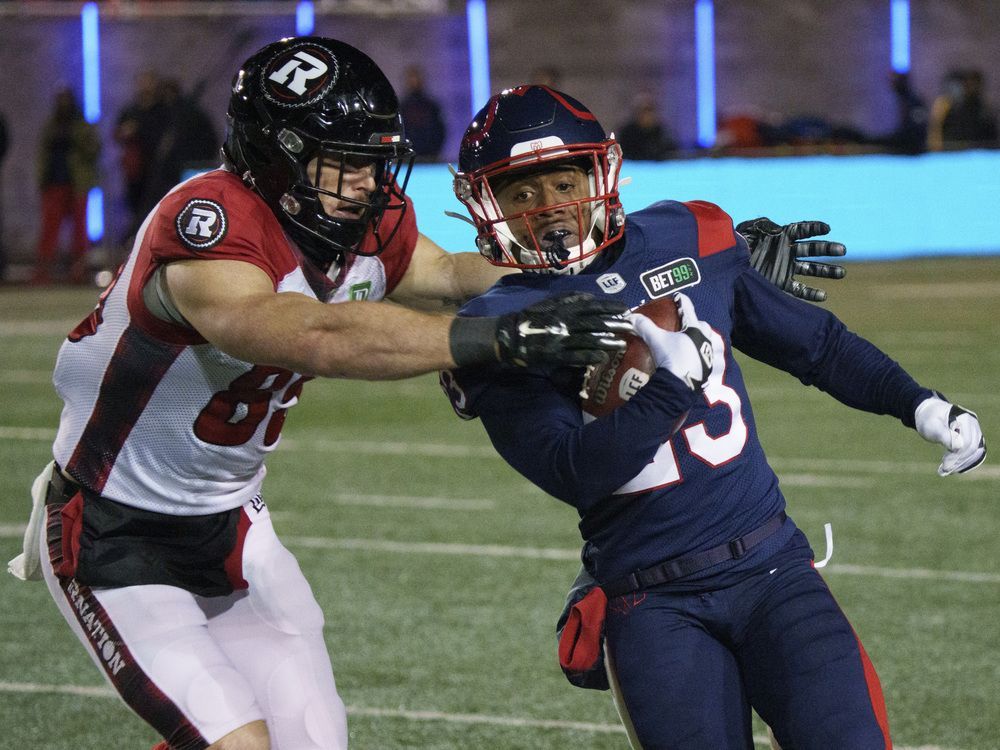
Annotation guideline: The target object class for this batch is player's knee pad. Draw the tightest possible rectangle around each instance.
[242,522,325,636]
[182,663,259,732]
[267,656,348,750]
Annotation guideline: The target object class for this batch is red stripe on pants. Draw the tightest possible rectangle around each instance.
[45,503,209,750]
[854,633,893,748]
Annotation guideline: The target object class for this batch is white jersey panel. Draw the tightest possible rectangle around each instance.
[52,257,394,516]
[52,245,141,474]
[327,255,388,303]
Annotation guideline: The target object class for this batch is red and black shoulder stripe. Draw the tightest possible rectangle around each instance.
[681,200,738,258]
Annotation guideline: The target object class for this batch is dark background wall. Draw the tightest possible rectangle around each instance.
[0,0,998,261]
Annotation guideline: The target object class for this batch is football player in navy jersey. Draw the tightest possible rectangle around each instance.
[440,86,986,749]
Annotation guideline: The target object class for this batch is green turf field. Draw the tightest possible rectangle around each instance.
[1,257,998,750]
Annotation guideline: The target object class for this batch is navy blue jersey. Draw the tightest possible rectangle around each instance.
[442,200,932,587]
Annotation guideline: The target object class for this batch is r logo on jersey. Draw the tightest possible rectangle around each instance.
[176,199,228,250]
[262,43,339,108]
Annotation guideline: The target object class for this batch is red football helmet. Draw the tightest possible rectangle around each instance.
[454,86,624,275]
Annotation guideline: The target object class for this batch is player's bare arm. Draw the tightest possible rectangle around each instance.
[388,232,510,311]
[164,257,626,377]
[164,257,459,379]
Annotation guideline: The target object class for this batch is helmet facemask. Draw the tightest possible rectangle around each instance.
[455,140,624,275]
[273,125,414,259]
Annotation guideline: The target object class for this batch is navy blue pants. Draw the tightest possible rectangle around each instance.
[604,530,891,750]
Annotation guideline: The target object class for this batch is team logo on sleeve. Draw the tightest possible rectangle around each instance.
[175,199,228,250]
[262,43,339,108]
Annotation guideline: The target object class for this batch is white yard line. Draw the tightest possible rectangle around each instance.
[878,281,1000,299]
[3,525,996,584]
[330,493,495,511]
[0,321,78,336]
[0,370,55,384]
[0,681,959,749]
[0,426,57,441]
[289,536,582,561]
[4,425,1000,481]
[283,538,1000,583]
[777,473,873,488]
[745,386,1000,405]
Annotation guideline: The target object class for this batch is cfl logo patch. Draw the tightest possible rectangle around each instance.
[596,272,626,294]
[262,43,339,107]
[176,199,228,250]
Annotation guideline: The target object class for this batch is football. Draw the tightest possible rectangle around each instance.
[580,296,681,417]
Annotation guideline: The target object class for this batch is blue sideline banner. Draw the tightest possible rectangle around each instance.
[407,150,1000,260]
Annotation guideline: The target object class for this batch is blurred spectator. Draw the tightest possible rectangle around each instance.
[0,110,8,281]
[34,88,100,285]
[529,66,562,89]
[943,69,997,148]
[137,78,219,221]
[776,114,866,149]
[114,70,162,242]
[927,70,964,151]
[716,113,768,151]
[399,65,446,161]
[929,69,998,150]
[616,91,676,160]
[884,72,928,154]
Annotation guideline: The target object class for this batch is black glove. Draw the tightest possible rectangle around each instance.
[496,292,631,367]
[736,217,846,302]
[450,292,629,369]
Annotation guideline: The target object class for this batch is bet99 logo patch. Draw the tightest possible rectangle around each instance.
[640,257,700,299]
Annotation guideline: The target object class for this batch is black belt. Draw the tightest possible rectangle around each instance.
[46,464,85,505]
[602,512,787,598]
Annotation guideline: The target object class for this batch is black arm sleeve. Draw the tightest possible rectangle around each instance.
[476,368,699,511]
[732,268,933,427]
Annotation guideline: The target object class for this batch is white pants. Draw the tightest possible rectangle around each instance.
[41,495,348,749]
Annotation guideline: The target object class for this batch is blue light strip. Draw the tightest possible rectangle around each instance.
[81,2,103,241]
[694,0,716,148]
[87,187,103,243]
[296,1,315,36]
[890,0,910,73]
[81,2,100,123]
[466,0,491,116]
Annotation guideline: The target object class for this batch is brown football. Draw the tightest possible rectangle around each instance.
[580,296,680,417]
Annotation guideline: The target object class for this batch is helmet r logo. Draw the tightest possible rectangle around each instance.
[175,199,228,250]
[268,51,328,96]
[262,44,339,107]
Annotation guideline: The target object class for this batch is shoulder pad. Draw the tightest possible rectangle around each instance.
[681,200,737,258]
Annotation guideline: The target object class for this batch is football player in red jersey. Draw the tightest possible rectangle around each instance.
[441,86,986,750]
[7,39,632,750]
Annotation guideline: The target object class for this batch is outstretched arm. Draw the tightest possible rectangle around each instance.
[733,269,986,475]
[163,258,627,379]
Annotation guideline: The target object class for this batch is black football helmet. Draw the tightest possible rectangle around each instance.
[454,86,624,274]
[224,37,415,267]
